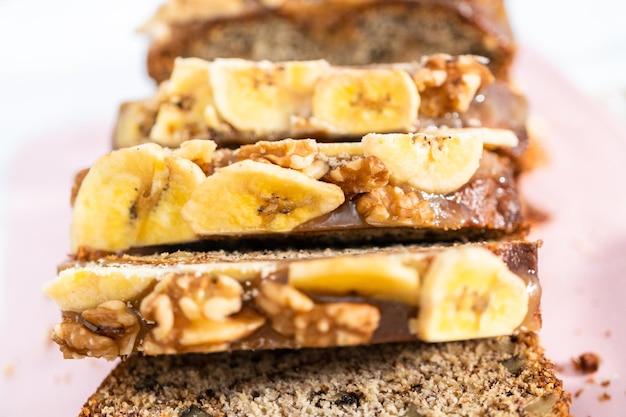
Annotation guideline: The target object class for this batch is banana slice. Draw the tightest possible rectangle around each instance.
[70,144,168,253]
[70,143,207,253]
[43,267,157,312]
[288,254,420,306]
[44,260,279,313]
[113,102,149,149]
[182,159,345,234]
[167,57,213,97]
[317,141,364,158]
[136,155,207,247]
[424,127,519,149]
[209,58,329,134]
[415,247,528,342]
[151,58,216,147]
[150,103,189,146]
[362,132,483,194]
[311,69,420,135]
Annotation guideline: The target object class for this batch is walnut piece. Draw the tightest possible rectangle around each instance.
[81,300,140,356]
[255,280,315,335]
[413,54,494,118]
[255,280,315,315]
[237,139,324,174]
[255,280,380,347]
[324,156,389,195]
[356,185,436,226]
[51,323,119,360]
[51,300,140,359]
[139,273,265,354]
[293,303,381,347]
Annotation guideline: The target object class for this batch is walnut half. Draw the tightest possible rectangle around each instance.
[237,139,319,170]
[356,185,436,226]
[139,273,265,354]
[237,139,330,179]
[51,300,140,360]
[324,156,389,195]
[413,54,494,118]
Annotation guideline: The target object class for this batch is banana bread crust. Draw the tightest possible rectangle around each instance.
[144,0,515,83]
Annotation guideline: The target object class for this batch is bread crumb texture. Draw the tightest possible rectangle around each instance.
[79,333,570,416]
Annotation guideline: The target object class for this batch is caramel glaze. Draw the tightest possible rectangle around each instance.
[296,152,522,231]
[59,240,541,356]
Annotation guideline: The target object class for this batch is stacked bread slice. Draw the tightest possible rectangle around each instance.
[141,0,516,82]
[44,1,572,416]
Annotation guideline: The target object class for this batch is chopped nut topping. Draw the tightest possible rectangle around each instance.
[82,300,139,329]
[356,185,436,226]
[51,300,140,359]
[80,300,140,356]
[324,156,389,195]
[52,323,119,359]
[144,293,175,342]
[293,303,380,347]
[255,280,380,347]
[413,54,494,118]
[237,139,319,170]
[256,280,315,315]
[255,280,314,335]
[139,273,265,353]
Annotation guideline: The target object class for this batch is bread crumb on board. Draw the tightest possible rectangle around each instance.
[3,362,15,377]
[572,352,601,374]
[598,393,611,402]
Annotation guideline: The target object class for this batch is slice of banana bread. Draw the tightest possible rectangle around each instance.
[46,240,541,359]
[78,333,571,417]
[143,0,516,83]
[114,55,529,165]
[69,135,526,256]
